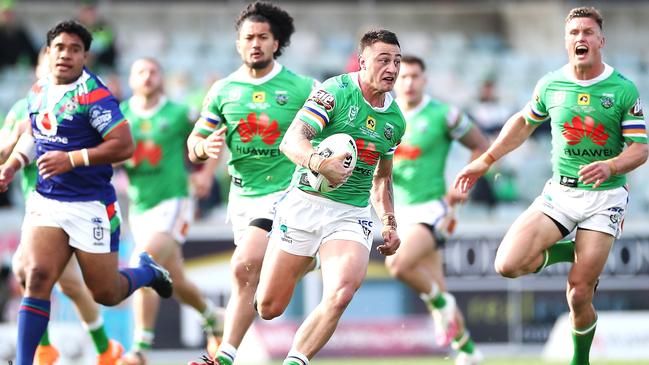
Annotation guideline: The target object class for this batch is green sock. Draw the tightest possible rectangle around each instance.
[283,360,305,365]
[454,331,475,354]
[216,355,233,365]
[132,328,154,352]
[571,319,597,365]
[39,328,51,346]
[89,324,110,354]
[431,293,447,309]
[536,240,575,273]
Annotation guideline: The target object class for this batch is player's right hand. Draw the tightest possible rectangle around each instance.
[203,126,227,159]
[0,164,17,192]
[453,158,491,194]
[318,152,353,186]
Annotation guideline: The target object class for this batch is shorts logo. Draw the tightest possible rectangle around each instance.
[91,217,104,241]
[278,222,293,244]
[608,207,624,224]
[578,93,590,105]
[559,175,578,188]
[357,219,373,239]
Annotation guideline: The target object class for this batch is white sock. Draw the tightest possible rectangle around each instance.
[201,298,215,319]
[82,316,104,331]
[285,350,309,365]
[217,342,237,362]
[419,282,441,302]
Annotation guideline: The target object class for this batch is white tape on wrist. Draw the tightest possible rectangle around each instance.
[14,133,35,163]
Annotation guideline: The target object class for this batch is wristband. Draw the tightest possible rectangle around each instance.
[68,150,85,167]
[81,148,90,166]
[68,151,77,167]
[606,159,617,175]
[381,212,397,230]
[10,152,28,169]
[309,153,325,172]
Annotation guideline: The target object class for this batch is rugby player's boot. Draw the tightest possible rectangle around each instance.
[138,252,173,298]
[118,350,146,365]
[455,348,484,365]
[187,354,219,365]
[203,306,225,358]
[34,344,60,365]
[98,339,124,365]
[431,292,459,347]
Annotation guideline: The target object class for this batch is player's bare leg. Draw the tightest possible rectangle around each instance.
[566,229,612,365]
[494,208,565,278]
[16,226,72,365]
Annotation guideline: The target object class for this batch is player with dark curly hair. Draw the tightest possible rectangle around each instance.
[187,2,317,365]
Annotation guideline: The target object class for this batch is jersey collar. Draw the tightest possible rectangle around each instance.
[128,96,168,118]
[562,63,614,87]
[44,69,91,109]
[233,61,283,85]
[350,72,394,112]
[397,94,430,118]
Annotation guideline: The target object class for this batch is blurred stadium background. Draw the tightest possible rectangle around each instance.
[1,0,649,364]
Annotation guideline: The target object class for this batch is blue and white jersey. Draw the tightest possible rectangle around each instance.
[27,68,127,203]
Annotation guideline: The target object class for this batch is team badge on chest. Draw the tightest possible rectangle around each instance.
[35,112,58,136]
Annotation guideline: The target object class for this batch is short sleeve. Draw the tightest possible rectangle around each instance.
[295,84,338,133]
[194,82,225,137]
[620,85,647,144]
[80,88,127,138]
[523,78,550,125]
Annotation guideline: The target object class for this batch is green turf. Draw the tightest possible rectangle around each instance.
[168,357,647,365]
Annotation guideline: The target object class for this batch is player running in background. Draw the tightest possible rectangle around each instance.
[454,7,647,365]
[388,55,489,365]
[118,58,224,365]
[1,48,123,365]
[0,20,172,365]
[255,29,405,365]
[186,2,316,364]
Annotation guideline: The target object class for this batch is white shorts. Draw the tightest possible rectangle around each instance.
[269,188,373,257]
[227,190,285,245]
[532,179,628,238]
[129,197,194,246]
[22,191,122,254]
[395,198,452,247]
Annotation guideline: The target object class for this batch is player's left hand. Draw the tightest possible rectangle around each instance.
[190,169,214,199]
[445,187,468,206]
[0,164,17,192]
[578,160,614,189]
[377,226,400,256]
[37,150,73,179]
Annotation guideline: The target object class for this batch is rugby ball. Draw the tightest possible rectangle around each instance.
[307,133,357,193]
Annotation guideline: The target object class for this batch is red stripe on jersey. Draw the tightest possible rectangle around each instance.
[75,88,111,105]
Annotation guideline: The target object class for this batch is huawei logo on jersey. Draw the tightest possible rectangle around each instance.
[238,112,280,145]
[355,139,380,166]
[562,116,608,146]
[35,112,58,136]
[394,144,421,161]
[131,140,162,167]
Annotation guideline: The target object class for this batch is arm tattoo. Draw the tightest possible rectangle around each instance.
[300,121,318,140]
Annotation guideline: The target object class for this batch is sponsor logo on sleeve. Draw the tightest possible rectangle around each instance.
[89,105,113,131]
[629,97,644,117]
[310,90,335,111]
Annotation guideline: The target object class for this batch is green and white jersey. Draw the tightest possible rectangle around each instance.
[525,64,647,190]
[296,72,406,207]
[2,98,37,200]
[121,98,194,214]
[194,63,315,197]
[393,95,472,205]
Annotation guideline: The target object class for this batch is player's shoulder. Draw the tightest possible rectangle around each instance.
[610,67,639,90]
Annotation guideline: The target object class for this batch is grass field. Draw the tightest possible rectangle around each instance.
[166,357,647,365]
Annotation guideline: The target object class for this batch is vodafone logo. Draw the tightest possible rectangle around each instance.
[36,112,58,136]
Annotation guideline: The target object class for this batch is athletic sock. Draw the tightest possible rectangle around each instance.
[284,350,309,365]
[38,328,51,346]
[17,297,51,365]
[419,282,446,309]
[216,342,237,365]
[571,318,597,365]
[452,331,475,355]
[132,328,155,352]
[83,317,110,354]
[535,240,575,273]
[119,266,156,296]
